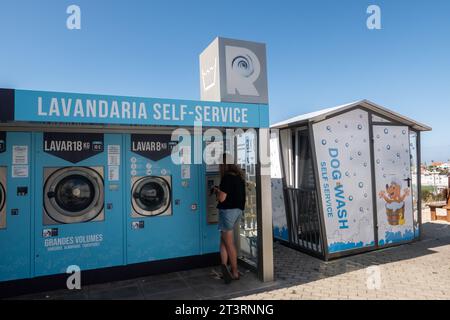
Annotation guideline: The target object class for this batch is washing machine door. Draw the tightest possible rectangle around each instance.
[44,167,104,224]
[132,176,171,216]
[0,181,5,213]
[0,167,6,229]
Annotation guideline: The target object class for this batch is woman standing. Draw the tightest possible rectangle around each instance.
[213,154,246,284]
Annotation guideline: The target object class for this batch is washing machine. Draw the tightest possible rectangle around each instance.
[0,167,6,229]
[131,175,172,217]
[125,133,201,264]
[33,132,124,277]
[43,166,104,225]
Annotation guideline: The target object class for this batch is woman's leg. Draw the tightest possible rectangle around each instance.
[220,236,228,266]
[221,230,239,279]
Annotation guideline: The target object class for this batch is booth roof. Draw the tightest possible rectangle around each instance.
[271,99,431,131]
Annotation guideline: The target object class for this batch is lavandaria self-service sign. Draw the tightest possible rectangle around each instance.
[11,89,269,128]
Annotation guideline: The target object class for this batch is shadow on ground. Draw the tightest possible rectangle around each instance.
[10,222,450,300]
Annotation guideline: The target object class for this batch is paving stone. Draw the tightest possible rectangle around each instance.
[238,221,450,300]
[12,220,450,300]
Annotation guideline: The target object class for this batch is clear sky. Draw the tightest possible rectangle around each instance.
[0,0,449,162]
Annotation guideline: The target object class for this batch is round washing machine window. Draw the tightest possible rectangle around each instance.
[44,167,104,224]
[54,175,96,213]
[132,176,171,216]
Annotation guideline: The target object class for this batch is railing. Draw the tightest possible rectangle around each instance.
[285,187,322,253]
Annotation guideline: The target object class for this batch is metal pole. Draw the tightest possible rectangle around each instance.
[256,128,274,282]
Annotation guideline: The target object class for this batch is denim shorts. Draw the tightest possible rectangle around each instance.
[218,208,242,232]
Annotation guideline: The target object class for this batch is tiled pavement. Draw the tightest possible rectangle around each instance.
[239,221,450,300]
[11,217,450,300]
[12,265,279,300]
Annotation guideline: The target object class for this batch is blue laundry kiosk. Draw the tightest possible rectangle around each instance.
[0,87,270,292]
[0,37,274,296]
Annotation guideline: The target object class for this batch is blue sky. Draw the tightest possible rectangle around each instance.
[0,0,449,162]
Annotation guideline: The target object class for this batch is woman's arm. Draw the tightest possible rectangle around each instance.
[214,187,227,203]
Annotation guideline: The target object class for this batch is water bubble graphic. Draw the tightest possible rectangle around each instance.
[345,171,350,177]
[326,126,331,131]
[376,135,380,139]
[386,145,391,150]
[363,162,368,167]
[364,193,368,198]
[359,182,364,188]
[321,139,327,145]
[396,153,400,158]
[349,196,354,201]
[402,130,406,135]
[359,207,364,212]
[335,139,339,143]
[376,159,381,164]
[358,151,362,156]
[358,124,363,130]
[384,128,389,134]
[345,143,349,148]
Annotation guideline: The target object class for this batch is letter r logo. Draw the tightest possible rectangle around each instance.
[225,46,261,97]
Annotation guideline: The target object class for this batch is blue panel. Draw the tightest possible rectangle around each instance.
[125,134,202,264]
[33,133,124,277]
[14,89,267,128]
[0,132,32,281]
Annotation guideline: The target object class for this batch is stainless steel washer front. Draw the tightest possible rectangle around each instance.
[43,167,105,225]
[131,175,172,217]
[0,167,6,229]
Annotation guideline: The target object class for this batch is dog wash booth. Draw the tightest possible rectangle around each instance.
[271,100,431,260]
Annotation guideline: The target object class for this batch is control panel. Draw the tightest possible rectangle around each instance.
[205,174,221,224]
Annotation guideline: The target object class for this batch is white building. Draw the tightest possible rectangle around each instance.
[419,171,448,189]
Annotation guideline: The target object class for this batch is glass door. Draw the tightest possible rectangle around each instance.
[235,130,258,266]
